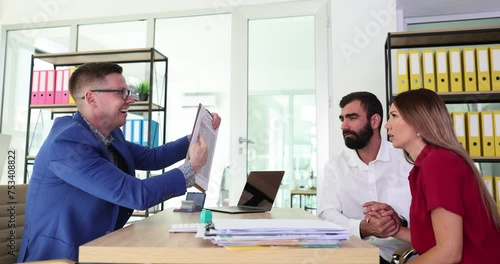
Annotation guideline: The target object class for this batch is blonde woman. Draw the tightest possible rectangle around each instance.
[365,88,500,263]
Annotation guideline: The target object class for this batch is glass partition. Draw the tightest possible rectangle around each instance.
[77,20,147,51]
[247,16,316,208]
[2,27,70,184]
[154,14,231,207]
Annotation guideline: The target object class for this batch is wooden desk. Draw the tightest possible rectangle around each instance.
[79,208,378,264]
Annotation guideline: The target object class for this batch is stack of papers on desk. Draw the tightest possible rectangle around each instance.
[201,218,349,248]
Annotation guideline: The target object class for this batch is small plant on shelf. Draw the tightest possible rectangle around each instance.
[137,81,150,101]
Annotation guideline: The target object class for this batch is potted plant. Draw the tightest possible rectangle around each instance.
[137,81,150,101]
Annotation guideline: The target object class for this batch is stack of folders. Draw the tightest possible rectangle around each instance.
[31,68,76,105]
[395,46,500,94]
[483,176,500,212]
[496,177,500,211]
[199,218,349,248]
[121,119,159,147]
[451,111,500,157]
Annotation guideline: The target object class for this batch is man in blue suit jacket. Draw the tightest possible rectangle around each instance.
[18,62,221,262]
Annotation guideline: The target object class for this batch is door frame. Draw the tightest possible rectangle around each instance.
[229,0,332,205]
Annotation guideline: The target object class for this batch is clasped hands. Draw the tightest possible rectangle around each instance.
[361,201,403,239]
[188,113,221,174]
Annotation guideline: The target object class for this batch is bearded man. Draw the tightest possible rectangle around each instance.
[317,91,412,264]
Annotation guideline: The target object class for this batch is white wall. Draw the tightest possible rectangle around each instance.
[0,0,292,25]
[329,0,396,151]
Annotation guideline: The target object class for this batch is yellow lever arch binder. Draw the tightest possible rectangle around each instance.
[466,111,482,157]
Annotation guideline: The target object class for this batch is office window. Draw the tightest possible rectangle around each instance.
[154,14,231,207]
[247,16,316,208]
[77,20,147,51]
[2,27,70,183]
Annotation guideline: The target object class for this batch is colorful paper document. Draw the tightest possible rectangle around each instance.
[201,218,349,248]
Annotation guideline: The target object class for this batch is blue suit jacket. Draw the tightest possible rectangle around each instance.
[18,112,189,262]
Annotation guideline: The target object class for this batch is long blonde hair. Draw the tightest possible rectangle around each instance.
[393,88,500,229]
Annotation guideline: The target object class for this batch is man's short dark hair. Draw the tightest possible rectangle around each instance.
[339,91,383,131]
[68,62,123,100]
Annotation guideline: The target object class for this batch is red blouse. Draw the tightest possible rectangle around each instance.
[409,145,500,263]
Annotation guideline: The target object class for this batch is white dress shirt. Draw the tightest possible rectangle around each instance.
[318,139,413,261]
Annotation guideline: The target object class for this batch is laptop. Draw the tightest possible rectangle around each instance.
[206,171,284,214]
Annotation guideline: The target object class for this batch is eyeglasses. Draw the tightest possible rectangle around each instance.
[81,89,131,100]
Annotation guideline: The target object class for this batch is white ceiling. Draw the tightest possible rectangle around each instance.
[399,0,500,18]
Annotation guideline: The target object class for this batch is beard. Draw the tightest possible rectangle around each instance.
[343,121,374,150]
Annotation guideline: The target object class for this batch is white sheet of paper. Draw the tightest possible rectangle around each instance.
[203,218,349,247]
[187,103,218,192]
[212,218,347,232]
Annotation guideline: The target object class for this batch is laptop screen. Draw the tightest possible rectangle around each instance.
[237,171,284,210]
